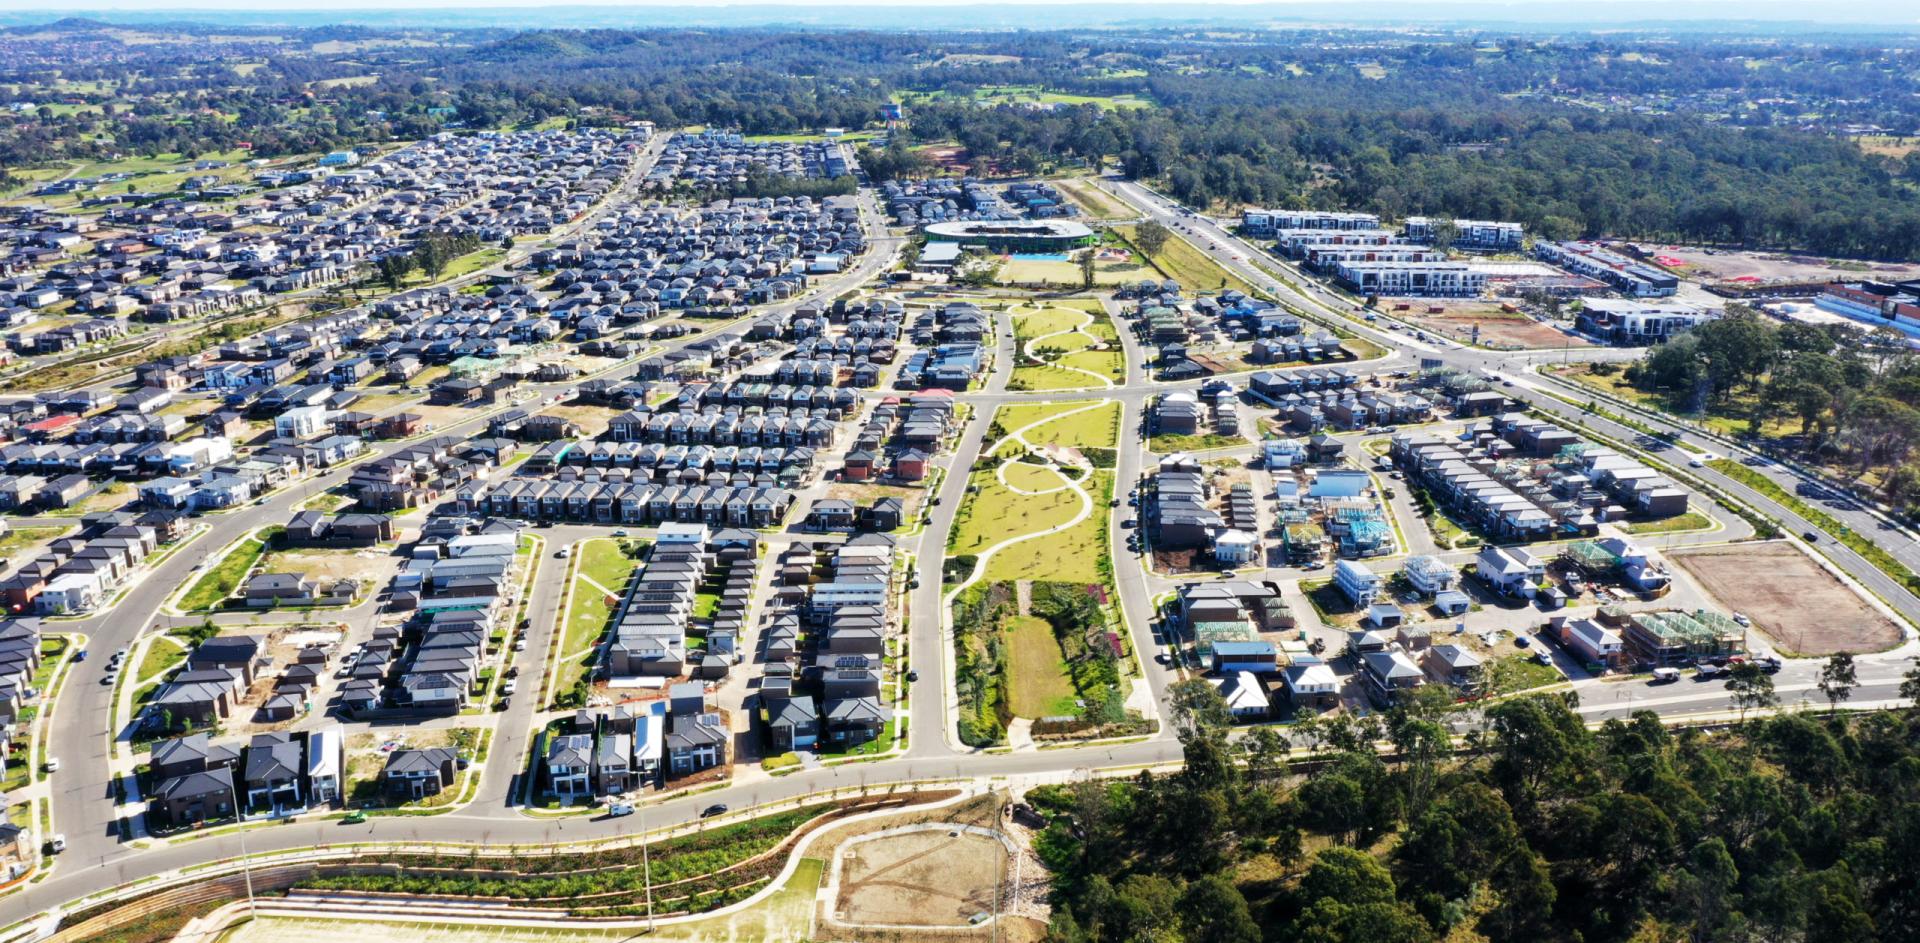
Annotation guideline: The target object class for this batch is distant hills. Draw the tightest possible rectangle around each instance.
[2,3,1918,35]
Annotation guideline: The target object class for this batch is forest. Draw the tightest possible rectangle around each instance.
[1032,678,1920,943]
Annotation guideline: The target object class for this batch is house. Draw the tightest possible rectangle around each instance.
[1213,671,1271,721]
[150,733,240,782]
[1476,544,1545,598]
[1425,644,1484,690]
[546,734,593,798]
[1209,640,1278,674]
[767,695,818,752]
[595,732,634,795]
[383,748,459,800]
[306,724,343,804]
[1282,658,1339,709]
[667,712,729,775]
[242,732,305,812]
[245,573,314,607]
[149,768,237,828]
[1359,648,1425,704]
[1559,617,1625,669]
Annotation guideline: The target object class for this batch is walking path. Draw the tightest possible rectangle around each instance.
[1009,303,1117,390]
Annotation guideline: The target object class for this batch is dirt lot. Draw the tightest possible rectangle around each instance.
[256,546,400,586]
[837,828,1006,927]
[1670,541,1902,655]
[538,403,621,437]
[1640,244,1920,284]
[1393,299,1588,351]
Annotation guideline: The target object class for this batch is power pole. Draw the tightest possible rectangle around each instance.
[640,805,655,931]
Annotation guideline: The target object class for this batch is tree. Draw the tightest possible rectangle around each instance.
[1426,218,1460,257]
[1133,219,1170,260]
[376,253,415,291]
[1180,873,1261,943]
[1168,678,1233,741]
[1817,652,1857,713]
[1078,247,1097,291]
[1900,655,1920,704]
[1728,660,1779,722]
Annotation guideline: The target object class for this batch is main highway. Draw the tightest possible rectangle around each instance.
[3,170,1917,931]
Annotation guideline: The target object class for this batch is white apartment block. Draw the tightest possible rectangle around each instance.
[1243,209,1382,236]
[1405,216,1526,250]
[1333,259,1488,297]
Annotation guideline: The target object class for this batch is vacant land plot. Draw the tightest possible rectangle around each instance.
[1394,299,1587,350]
[1004,614,1077,717]
[838,829,1006,927]
[1670,541,1901,655]
[1647,244,1920,284]
[537,403,621,437]
[1553,364,1797,439]
[826,482,927,528]
[0,524,73,559]
[178,529,274,611]
[255,546,399,586]
[1053,177,1136,220]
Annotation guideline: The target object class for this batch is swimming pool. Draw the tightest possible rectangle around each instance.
[1008,252,1070,262]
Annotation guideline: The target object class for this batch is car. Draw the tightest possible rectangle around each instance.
[72,649,86,662]
[341,811,368,825]
[612,529,629,537]
[42,758,58,773]
[506,665,519,679]
[1732,612,1751,627]
[701,803,729,818]
[1304,560,1326,570]
[1154,652,1171,665]
[1514,635,1531,648]
[113,648,128,663]
[1533,651,1553,667]
[1756,656,1783,673]
[609,802,635,817]
[101,672,116,686]
[1121,519,1136,529]
[48,834,65,854]
[556,547,571,559]
[1803,531,1820,542]
[513,639,528,652]
[1650,667,1681,684]
[906,669,919,683]
[1696,663,1725,680]
[501,680,517,696]
[1689,458,1705,468]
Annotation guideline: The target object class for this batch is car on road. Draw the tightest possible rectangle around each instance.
[701,803,729,818]
[1155,652,1172,665]
[513,639,528,652]
[1650,667,1681,684]
[1695,663,1725,680]
[1121,519,1136,529]
[101,671,116,686]
[612,529,629,537]
[113,648,128,663]
[501,680,517,696]
[556,547,571,559]
[609,802,635,817]
[906,669,919,683]
[48,835,65,854]
[341,811,368,825]
[1689,458,1705,467]
[1803,531,1821,542]
[42,758,58,773]
[73,649,85,661]
[1756,656,1783,673]
[1732,612,1751,627]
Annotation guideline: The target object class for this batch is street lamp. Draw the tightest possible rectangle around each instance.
[224,775,256,917]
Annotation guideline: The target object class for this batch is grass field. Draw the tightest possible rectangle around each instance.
[1053,177,1137,220]
[560,538,640,667]
[1117,223,1261,297]
[984,470,1114,584]
[1002,462,1069,492]
[1011,306,1088,342]
[1007,613,1078,718]
[1620,512,1714,535]
[999,400,1122,453]
[949,468,1085,561]
[1148,433,1243,453]
[1010,364,1113,391]
[177,529,274,612]
[0,525,73,559]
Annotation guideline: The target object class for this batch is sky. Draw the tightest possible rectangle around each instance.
[0,0,1901,9]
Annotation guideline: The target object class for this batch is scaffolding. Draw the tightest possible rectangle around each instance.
[1193,619,1256,656]
[1563,540,1622,574]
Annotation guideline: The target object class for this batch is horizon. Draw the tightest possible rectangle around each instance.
[3,0,1918,29]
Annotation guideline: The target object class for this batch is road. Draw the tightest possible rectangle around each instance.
[5,169,1918,929]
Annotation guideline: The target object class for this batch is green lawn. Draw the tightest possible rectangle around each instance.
[561,538,639,660]
[135,636,187,686]
[177,529,274,612]
[1011,305,1090,342]
[1002,462,1069,492]
[985,470,1115,584]
[1053,177,1136,220]
[1620,512,1714,535]
[0,525,73,559]
[1005,614,1078,717]
[1011,400,1122,452]
[949,467,1087,561]
[1148,433,1243,453]
[1010,364,1110,391]
[1117,222,1260,297]
[1554,364,1796,439]
[1482,655,1566,698]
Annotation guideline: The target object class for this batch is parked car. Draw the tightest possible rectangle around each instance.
[501,680,517,696]
[42,758,58,773]
[48,835,65,854]
[72,649,86,661]
[1732,612,1751,627]
[1650,667,1681,684]
[609,802,635,817]
[701,803,729,818]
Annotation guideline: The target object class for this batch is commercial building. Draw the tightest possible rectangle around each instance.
[1535,241,1679,297]
[1576,298,1719,345]
[1242,209,1381,237]
[921,219,1096,253]
[1332,259,1487,297]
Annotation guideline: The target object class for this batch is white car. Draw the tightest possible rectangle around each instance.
[49,834,65,854]
[501,679,517,696]
[42,758,58,773]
